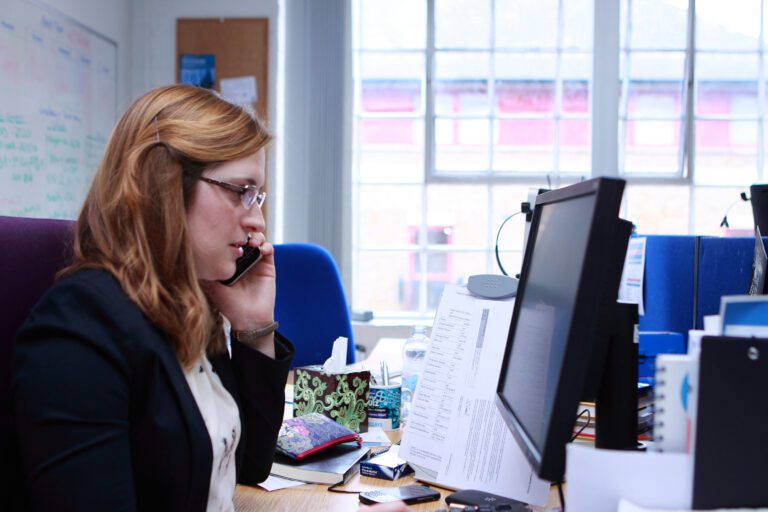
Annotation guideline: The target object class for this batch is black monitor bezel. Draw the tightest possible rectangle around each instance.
[494,177,626,483]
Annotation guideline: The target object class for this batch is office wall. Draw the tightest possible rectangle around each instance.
[52,0,133,111]
[130,0,281,233]
[130,0,279,132]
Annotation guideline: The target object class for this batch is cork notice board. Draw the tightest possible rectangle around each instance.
[176,18,270,229]
[176,18,269,120]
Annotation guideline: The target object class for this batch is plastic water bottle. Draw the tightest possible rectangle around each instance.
[400,326,430,424]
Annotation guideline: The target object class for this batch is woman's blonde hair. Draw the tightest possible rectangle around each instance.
[66,84,271,368]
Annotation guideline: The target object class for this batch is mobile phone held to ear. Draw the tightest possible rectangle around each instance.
[359,485,440,506]
[219,245,261,286]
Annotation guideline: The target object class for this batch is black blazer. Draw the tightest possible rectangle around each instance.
[11,269,293,511]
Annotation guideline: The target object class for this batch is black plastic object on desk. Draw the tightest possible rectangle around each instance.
[692,336,768,509]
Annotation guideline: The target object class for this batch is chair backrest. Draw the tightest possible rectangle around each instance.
[0,215,75,508]
[273,243,355,368]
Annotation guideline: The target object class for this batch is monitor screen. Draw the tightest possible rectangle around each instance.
[495,177,627,483]
[751,184,768,235]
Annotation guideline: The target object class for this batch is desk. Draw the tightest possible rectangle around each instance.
[238,350,562,511]
[234,476,561,511]
[234,401,561,511]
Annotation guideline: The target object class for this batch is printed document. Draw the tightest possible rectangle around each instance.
[399,284,550,506]
[618,236,646,315]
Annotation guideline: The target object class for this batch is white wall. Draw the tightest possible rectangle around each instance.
[131,0,282,233]
[46,0,133,111]
[130,0,279,117]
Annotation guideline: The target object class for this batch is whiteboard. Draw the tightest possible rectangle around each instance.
[0,0,117,219]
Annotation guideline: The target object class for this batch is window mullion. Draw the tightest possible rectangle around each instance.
[681,0,695,183]
[421,0,436,315]
[591,0,621,177]
[759,0,766,181]
[618,0,632,176]
[685,0,697,234]
[554,0,564,176]
[425,0,436,184]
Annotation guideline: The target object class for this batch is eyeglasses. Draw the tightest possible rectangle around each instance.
[198,176,266,210]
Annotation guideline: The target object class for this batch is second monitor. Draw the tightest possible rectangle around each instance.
[495,177,635,484]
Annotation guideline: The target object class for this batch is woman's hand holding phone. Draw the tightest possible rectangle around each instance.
[202,232,277,357]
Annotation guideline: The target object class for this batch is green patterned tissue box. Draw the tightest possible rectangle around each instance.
[293,366,371,433]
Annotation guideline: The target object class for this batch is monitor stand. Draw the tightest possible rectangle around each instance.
[595,301,644,451]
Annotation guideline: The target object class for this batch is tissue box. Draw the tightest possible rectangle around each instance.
[293,366,371,433]
[360,446,412,480]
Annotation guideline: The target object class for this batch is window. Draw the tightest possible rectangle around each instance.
[352,0,766,318]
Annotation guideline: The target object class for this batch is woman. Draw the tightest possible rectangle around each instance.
[12,85,293,511]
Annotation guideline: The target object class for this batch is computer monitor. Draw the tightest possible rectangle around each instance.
[494,177,632,483]
[751,184,768,235]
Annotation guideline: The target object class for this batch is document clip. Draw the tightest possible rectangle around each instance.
[467,274,518,300]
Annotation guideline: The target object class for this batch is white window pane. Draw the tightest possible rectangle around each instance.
[624,184,690,234]
[435,0,491,49]
[562,0,594,50]
[561,52,592,83]
[358,53,424,114]
[561,53,591,114]
[358,184,423,245]
[435,118,490,171]
[696,54,759,94]
[354,250,420,313]
[495,0,558,49]
[427,184,489,246]
[357,118,424,183]
[628,0,688,50]
[627,83,683,118]
[624,52,686,117]
[622,120,681,174]
[695,120,758,185]
[493,119,554,172]
[492,184,539,271]
[559,119,591,173]
[697,0,760,51]
[360,0,426,49]
[495,53,556,115]
[434,52,490,116]
[360,118,423,146]
[449,252,492,290]
[693,186,755,235]
[495,80,555,114]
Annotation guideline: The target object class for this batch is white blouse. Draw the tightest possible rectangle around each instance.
[184,352,241,512]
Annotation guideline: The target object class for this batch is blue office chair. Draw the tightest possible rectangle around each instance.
[273,243,356,369]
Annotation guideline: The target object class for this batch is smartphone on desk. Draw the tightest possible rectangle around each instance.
[359,485,441,506]
[219,245,261,286]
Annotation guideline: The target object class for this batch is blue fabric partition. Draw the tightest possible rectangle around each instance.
[695,236,768,329]
[638,235,697,338]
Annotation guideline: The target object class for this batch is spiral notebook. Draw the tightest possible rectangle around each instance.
[653,353,697,453]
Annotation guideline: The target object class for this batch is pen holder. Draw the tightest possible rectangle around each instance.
[368,383,401,431]
[293,365,371,433]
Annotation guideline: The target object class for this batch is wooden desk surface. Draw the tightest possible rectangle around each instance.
[235,476,561,511]
[240,363,563,511]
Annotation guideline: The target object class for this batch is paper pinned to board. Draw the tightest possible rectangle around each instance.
[221,75,258,104]
[618,236,646,315]
[399,284,549,506]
